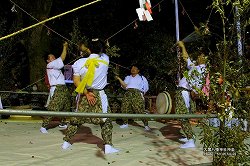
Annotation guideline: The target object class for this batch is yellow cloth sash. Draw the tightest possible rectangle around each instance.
[75,57,108,94]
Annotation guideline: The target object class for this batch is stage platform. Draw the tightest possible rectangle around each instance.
[0,118,216,166]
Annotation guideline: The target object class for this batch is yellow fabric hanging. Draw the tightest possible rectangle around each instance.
[75,57,108,94]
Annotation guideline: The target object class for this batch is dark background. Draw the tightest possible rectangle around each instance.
[0,0,249,93]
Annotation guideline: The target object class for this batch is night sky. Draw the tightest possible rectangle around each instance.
[1,0,248,69]
[0,0,214,42]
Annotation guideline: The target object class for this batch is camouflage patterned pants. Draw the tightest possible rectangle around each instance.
[63,90,113,145]
[42,85,71,128]
[121,88,148,126]
[175,89,196,140]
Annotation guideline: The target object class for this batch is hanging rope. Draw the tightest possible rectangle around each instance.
[0,0,101,41]
[9,0,77,47]
[7,0,129,91]
[6,0,166,91]
[105,20,137,42]
[9,0,130,68]
[175,0,214,83]
[7,1,89,90]
[179,0,196,28]
[178,0,214,45]
[105,0,165,42]
[109,61,130,70]
[10,0,127,61]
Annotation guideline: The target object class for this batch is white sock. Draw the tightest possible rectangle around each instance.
[40,127,48,134]
[104,144,119,154]
[180,139,195,149]
[61,141,72,150]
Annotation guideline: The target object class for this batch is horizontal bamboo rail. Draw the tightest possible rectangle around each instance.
[0,91,49,95]
[0,109,217,119]
[0,91,155,99]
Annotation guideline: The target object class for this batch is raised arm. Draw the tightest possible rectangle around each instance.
[177,41,189,62]
[60,41,68,61]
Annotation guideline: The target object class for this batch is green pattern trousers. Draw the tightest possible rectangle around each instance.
[175,89,196,140]
[121,88,148,126]
[63,90,113,145]
[42,85,71,128]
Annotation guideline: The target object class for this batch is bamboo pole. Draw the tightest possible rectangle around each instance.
[0,109,216,119]
[0,0,101,41]
[0,91,49,95]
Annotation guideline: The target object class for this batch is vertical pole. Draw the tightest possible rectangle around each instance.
[0,97,3,109]
[174,0,181,82]
[235,6,243,57]
[175,0,180,41]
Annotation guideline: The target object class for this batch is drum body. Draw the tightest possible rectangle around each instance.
[156,91,172,114]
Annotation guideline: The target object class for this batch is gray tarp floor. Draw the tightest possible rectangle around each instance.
[0,116,216,166]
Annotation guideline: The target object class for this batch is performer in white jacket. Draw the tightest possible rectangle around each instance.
[176,41,207,148]
[61,39,119,154]
[115,64,150,131]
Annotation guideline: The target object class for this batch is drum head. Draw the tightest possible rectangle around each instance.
[156,91,172,114]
